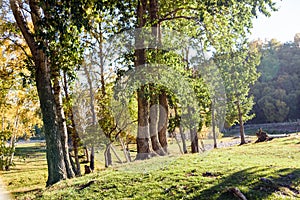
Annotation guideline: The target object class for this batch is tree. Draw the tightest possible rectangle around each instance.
[216,41,261,144]
[9,0,89,185]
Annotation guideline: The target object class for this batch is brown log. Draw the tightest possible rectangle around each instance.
[228,187,247,200]
[255,128,289,143]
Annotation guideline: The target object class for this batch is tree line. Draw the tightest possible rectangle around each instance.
[250,35,300,124]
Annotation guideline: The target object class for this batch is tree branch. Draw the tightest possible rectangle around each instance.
[29,0,42,33]
[161,6,199,20]
[159,16,197,23]
[9,0,36,56]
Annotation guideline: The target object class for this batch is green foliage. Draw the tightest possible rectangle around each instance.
[251,38,300,123]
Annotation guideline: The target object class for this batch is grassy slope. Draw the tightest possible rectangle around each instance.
[2,136,300,200]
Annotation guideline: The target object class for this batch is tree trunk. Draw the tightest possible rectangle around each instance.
[237,99,246,145]
[84,147,90,163]
[150,92,165,156]
[188,107,199,153]
[53,76,75,179]
[9,113,19,168]
[211,100,217,148]
[158,91,168,153]
[90,146,95,171]
[36,57,69,186]
[179,125,188,154]
[119,137,131,162]
[136,86,152,160]
[190,127,199,153]
[104,143,112,167]
[110,144,123,163]
[135,0,152,160]
[8,134,16,168]
[83,63,96,171]
[63,73,81,176]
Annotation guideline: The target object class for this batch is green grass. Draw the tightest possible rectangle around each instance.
[2,136,300,199]
[0,142,48,199]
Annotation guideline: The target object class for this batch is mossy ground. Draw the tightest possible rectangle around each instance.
[1,135,300,200]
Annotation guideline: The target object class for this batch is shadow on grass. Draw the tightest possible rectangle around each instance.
[12,187,43,198]
[15,146,46,157]
[193,167,300,200]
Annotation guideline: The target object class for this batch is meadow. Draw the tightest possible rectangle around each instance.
[1,135,300,200]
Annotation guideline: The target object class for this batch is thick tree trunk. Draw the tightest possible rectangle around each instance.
[135,0,152,160]
[237,100,246,145]
[136,86,152,160]
[150,93,165,156]
[36,58,69,186]
[158,91,168,153]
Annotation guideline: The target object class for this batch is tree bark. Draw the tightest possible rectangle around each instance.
[90,146,95,171]
[8,113,19,168]
[190,127,199,153]
[84,147,90,163]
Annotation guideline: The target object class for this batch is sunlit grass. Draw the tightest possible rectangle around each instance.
[2,135,300,199]
[0,142,47,199]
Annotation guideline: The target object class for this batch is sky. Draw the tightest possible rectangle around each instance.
[249,0,300,43]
